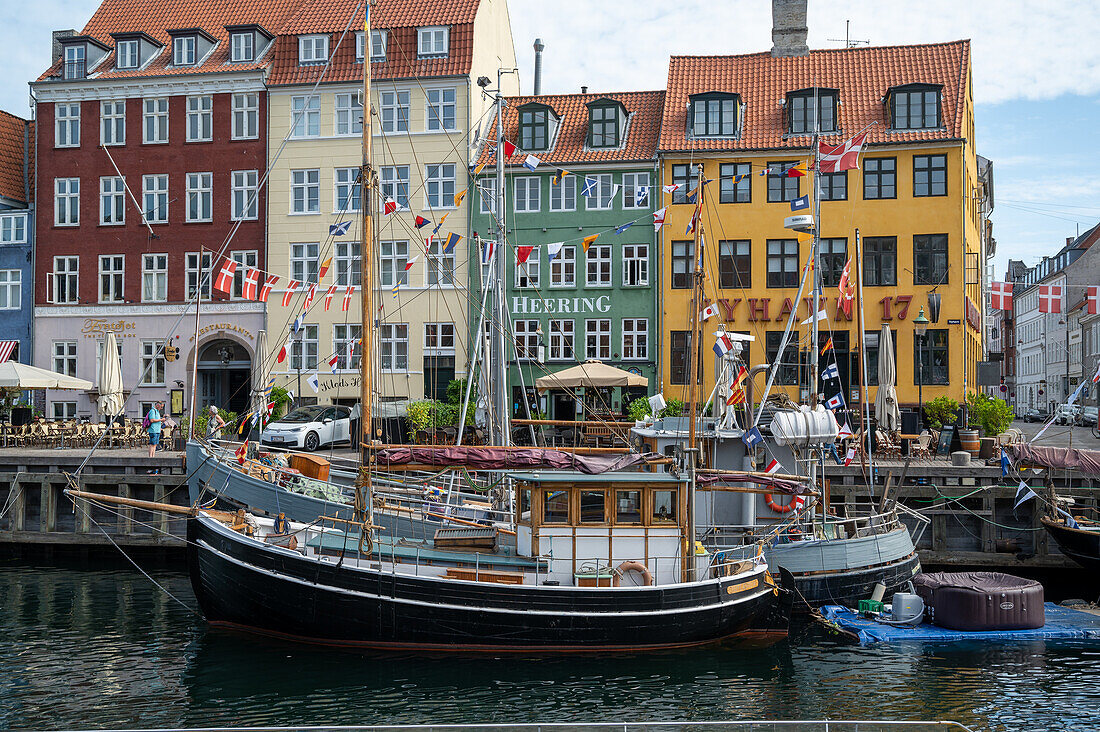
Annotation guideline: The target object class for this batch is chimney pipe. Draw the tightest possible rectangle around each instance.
[52,29,76,64]
[532,38,545,96]
[1067,236,1075,246]
[581,85,588,95]
[770,0,809,58]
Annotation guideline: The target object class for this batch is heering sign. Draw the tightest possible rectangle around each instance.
[511,295,611,315]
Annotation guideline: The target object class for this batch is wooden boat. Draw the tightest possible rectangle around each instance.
[1041,516,1100,572]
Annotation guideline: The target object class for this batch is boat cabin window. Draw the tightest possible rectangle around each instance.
[652,490,677,523]
[543,490,570,524]
[518,488,531,521]
[615,490,642,523]
[579,490,606,523]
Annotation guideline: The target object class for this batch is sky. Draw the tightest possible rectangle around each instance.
[5,0,1098,277]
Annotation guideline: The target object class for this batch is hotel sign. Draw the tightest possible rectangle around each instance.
[82,319,137,338]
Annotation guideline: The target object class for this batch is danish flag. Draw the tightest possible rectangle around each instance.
[818,131,868,174]
[304,283,317,309]
[241,268,261,301]
[1038,284,1062,314]
[212,258,237,295]
[342,286,354,312]
[258,275,278,303]
[1088,286,1100,315]
[653,207,666,233]
[281,280,300,307]
[323,284,338,311]
[844,447,857,467]
[837,257,855,317]
[765,459,781,474]
[990,281,1013,311]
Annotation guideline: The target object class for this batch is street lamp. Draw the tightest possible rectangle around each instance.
[914,306,930,427]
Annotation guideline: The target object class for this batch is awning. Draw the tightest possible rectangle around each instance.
[534,360,648,391]
[0,361,93,390]
[0,341,16,364]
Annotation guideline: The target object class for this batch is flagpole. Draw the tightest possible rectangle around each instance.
[854,227,874,480]
[685,162,706,581]
[357,4,375,523]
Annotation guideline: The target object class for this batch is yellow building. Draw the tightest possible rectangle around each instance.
[656,40,987,411]
[264,0,516,406]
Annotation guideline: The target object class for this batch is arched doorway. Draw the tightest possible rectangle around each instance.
[197,339,252,415]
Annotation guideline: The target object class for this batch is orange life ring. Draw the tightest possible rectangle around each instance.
[613,560,654,587]
[766,493,806,514]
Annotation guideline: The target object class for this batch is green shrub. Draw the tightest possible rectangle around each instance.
[445,379,468,405]
[628,396,652,422]
[405,399,474,440]
[923,395,959,430]
[966,391,1014,436]
[662,398,685,418]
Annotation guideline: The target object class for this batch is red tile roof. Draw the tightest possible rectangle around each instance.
[0,110,31,205]
[477,91,666,167]
[660,40,970,152]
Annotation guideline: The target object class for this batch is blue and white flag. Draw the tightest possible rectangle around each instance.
[292,312,305,333]
[581,177,598,198]
[614,221,634,234]
[1001,449,1011,477]
[635,185,650,205]
[307,372,320,393]
[1056,506,1080,529]
[822,362,839,380]
[547,242,564,261]
[523,154,540,171]
[742,427,764,449]
[825,393,845,410]
[1014,481,1038,510]
[790,195,810,211]
[329,221,351,236]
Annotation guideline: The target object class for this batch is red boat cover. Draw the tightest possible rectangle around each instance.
[373,446,660,475]
[1008,444,1100,476]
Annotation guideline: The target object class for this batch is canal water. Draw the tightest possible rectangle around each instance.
[0,562,1097,732]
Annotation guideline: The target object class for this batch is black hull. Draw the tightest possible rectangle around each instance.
[1042,518,1100,572]
[187,517,789,652]
[785,552,922,610]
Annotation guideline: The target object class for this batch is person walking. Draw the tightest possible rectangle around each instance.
[206,405,226,442]
[145,401,164,469]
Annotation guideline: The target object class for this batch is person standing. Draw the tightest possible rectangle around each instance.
[145,401,164,467]
[206,405,226,442]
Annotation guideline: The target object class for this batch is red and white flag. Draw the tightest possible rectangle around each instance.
[844,447,857,467]
[277,337,290,364]
[342,286,354,312]
[384,198,398,215]
[990,281,1013,311]
[1039,284,1062,313]
[1088,286,1100,315]
[323,284,338,311]
[837,422,854,439]
[818,131,868,173]
[212,258,237,295]
[404,255,418,271]
[241,268,261,301]
[304,283,317,309]
[281,280,300,307]
[1092,360,1100,385]
[328,353,339,373]
[258,275,279,303]
[765,459,781,474]
[701,303,719,321]
[653,207,666,233]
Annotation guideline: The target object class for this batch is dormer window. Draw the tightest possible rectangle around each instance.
[417,26,448,57]
[889,84,942,130]
[689,92,739,138]
[519,105,553,150]
[786,88,837,135]
[588,101,623,148]
[371,30,387,62]
[173,36,196,65]
[299,35,328,65]
[63,45,86,79]
[116,39,139,69]
[231,32,253,62]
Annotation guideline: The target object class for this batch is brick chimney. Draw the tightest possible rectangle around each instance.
[52,29,75,64]
[771,0,809,58]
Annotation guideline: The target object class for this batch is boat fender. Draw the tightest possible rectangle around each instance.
[613,560,653,587]
[766,493,806,514]
[273,512,290,534]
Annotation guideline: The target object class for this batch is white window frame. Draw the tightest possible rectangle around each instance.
[143,97,168,144]
[231,32,254,63]
[290,242,320,284]
[550,176,575,211]
[186,251,213,300]
[231,93,259,140]
[53,341,77,377]
[514,176,540,213]
[140,339,166,386]
[55,103,80,148]
[585,173,614,210]
[99,176,126,225]
[52,402,77,419]
[0,213,27,244]
[54,178,80,226]
[515,246,540,289]
[548,319,575,361]
[622,243,649,287]
[586,244,612,287]
[335,241,360,287]
[230,250,257,299]
[514,320,540,361]
[355,32,365,61]
[172,36,196,66]
[100,100,125,146]
[186,172,213,223]
[622,172,651,209]
[334,93,363,136]
[298,35,329,64]
[425,163,456,209]
[371,30,387,61]
[116,39,139,69]
[186,95,213,142]
[142,174,169,223]
[378,324,407,372]
[142,253,168,303]
[290,324,319,371]
[622,318,649,361]
[334,167,361,213]
[98,254,124,303]
[425,87,456,131]
[424,323,456,354]
[417,26,449,57]
[52,256,79,304]
[290,169,320,214]
[380,165,410,209]
[427,237,455,287]
[0,269,20,310]
[231,170,258,221]
[585,318,612,360]
[550,245,575,288]
[479,178,497,215]
[290,95,320,138]
[63,45,85,79]
[379,90,410,133]
[380,240,409,287]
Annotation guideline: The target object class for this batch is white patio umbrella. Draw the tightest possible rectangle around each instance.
[0,361,92,390]
[249,329,270,436]
[874,323,901,432]
[97,331,125,419]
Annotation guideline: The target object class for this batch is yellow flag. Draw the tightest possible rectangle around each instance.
[472,161,487,176]
[582,233,599,252]
[455,188,468,207]
[796,231,814,243]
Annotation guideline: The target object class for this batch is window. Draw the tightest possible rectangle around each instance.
[514,177,540,212]
[622,172,650,208]
[863,157,896,200]
[515,246,540,288]
[670,331,699,385]
[54,178,80,226]
[379,240,408,287]
[767,161,799,203]
[100,176,125,225]
[230,250,257,299]
[478,177,497,215]
[231,93,259,139]
[231,32,253,62]
[719,163,750,203]
[0,270,20,310]
[99,255,124,303]
[787,90,837,134]
[766,239,799,288]
[63,45,85,79]
[913,155,947,197]
[143,174,168,223]
[186,172,213,222]
[142,254,167,302]
[915,329,949,385]
[370,30,387,61]
[864,330,896,387]
[290,324,318,371]
[185,95,212,142]
[55,103,80,147]
[335,241,360,286]
[423,323,456,357]
[298,35,328,64]
[671,240,694,289]
[588,103,619,147]
[290,242,320,284]
[616,490,642,523]
[819,171,847,201]
[290,169,320,213]
[334,167,361,213]
[622,244,648,287]
[231,170,258,220]
[819,239,847,288]
[585,318,611,360]
[426,88,456,131]
[333,93,362,136]
[380,165,409,209]
[551,245,575,287]
[53,341,77,377]
[425,164,456,208]
[337,324,366,370]
[0,214,27,243]
[514,320,540,361]
[519,107,548,150]
[548,319,575,361]
[622,318,648,360]
[579,490,606,524]
[53,257,78,304]
[891,86,941,130]
[186,252,212,299]
[863,236,897,286]
[173,36,196,65]
[913,234,949,285]
[550,175,575,211]
[719,240,751,289]
[584,173,614,210]
[543,489,569,523]
[428,237,455,286]
[53,402,77,420]
[690,93,738,137]
[586,245,612,287]
[143,97,168,143]
[291,95,320,137]
[140,340,165,385]
[100,101,124,146]
[379,90,409,133]
[766,331,801,385]
[417,26,448,57]
[116,39,138,69]
[670,164,702,205]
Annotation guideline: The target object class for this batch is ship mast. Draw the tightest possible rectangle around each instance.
[685,163,705,576]
[489,70,511,446]
[357,4,375,514]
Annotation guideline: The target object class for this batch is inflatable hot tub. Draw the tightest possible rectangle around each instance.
[912,572,1045,631]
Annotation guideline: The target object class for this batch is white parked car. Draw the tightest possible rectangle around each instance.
[260,405,352,451]
[1055,404,1081,426]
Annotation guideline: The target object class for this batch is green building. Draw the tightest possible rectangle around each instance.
[470,91,664,421]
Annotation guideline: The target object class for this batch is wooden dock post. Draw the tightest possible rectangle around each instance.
[117,483,133,535]
[40,481,56,533]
